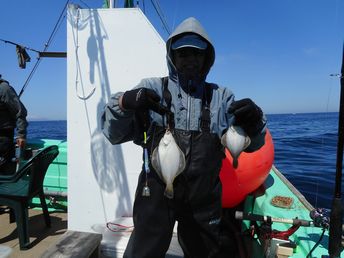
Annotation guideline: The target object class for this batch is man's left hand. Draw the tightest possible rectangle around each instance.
[16,138,26,148]
[228,98,264,137]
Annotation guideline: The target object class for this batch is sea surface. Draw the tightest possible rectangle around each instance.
[27,112,343,211]
[267,112,342,211]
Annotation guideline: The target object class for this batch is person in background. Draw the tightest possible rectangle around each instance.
[0,75,28,175]
[101,17,266,258]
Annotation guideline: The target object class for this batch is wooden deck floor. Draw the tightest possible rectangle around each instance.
[0,207,67,258]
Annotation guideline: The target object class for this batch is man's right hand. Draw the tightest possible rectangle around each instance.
[121,88,168,115]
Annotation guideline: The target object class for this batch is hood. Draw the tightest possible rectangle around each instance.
[166,17,215,84]
[0,79,9,85]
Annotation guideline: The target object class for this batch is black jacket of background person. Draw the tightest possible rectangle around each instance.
[0,78,28,173]
[0,79,28,139]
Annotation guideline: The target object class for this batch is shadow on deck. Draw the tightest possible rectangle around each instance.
[0,208,67,258]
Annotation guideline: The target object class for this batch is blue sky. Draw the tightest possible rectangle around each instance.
[0,0,343,120]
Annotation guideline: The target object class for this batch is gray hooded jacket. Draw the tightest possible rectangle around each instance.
[101,17,265,150]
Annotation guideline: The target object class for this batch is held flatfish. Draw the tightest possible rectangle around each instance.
[151,130,186,199]
[221,125,251,168]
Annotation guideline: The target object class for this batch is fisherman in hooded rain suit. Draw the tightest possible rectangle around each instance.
[102,17,266,258]
[0,75,28,175]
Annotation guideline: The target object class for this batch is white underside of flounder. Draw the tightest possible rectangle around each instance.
[221,125,251,168]
[151,130,186,199]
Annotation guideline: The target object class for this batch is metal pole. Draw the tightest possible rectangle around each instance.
[328,43,344,258]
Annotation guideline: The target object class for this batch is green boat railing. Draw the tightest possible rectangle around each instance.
[242,166,336,257]
[27,139,67,211]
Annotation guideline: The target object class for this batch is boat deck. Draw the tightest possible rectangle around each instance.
[0,208,185,258]
[0,207,67,258]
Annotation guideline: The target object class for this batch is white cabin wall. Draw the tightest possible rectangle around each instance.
[67,6,168,232]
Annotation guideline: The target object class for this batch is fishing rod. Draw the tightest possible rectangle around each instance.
[235,211,314,227]
[328,43,344,258]
[236,210,344,258]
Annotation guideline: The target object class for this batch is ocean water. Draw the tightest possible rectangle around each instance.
[28,120,67,140]
[267,112,342,211]
[27,112,342,211]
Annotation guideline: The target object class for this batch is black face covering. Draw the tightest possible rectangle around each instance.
[172,46,206,86]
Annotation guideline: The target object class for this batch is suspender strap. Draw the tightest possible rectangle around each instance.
[200,106,211,132]
[161,77,175,129]
[200,83,213,132]
[161,77,171,109]
[202,83,213,107]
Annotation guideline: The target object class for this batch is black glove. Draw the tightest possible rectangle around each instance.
[122,88,168,115]
[228,98,264,137]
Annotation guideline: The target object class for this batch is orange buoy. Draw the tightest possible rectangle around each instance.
[220,129,274,208]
